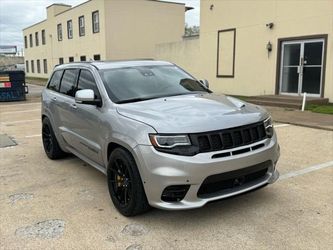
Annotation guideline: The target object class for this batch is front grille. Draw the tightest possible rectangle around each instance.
[189,121,267,153]
[197,161,270,198]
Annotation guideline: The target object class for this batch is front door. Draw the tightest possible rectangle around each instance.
[279,39,324,96]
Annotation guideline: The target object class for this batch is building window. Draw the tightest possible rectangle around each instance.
[42,29,46,45]
[31,60,34,73]
[78,16,85,37]
[29,34,33,47]
[57,24,63,41]
[93,54,101,61]
[92,11,99,33]
[69,57,74,62]
[24,36,27,49]
[80,56,86,61]
[35,32,39,46]
[25,60,29,73]
[67,20,73,39]
[36,60,41,73]
[59,58,64,64]
[43,59,47,74]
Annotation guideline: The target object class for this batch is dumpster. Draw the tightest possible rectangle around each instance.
[0,71,28,102]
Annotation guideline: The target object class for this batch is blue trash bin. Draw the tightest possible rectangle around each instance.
[0,70,28,102]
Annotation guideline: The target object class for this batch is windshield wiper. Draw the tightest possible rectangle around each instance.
[117,97,154,104]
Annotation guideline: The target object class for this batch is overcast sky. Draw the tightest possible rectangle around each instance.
[0,0,200,53]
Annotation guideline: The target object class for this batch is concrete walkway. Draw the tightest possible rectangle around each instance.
[266,106,333,131]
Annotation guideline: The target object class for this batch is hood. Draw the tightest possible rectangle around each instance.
[116,94,268,133]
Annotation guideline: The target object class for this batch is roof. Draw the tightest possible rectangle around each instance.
[55,60,174,70]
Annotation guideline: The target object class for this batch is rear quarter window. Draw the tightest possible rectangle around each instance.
[47,70,63,92]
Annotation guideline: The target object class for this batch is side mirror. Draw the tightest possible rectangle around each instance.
[75,89,102,107]
[199,79,209,89]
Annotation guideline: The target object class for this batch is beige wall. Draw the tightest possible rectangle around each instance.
[156,36,202,78]
[201,0,333,101]
[104,0,185,60]
[156,0,333,101]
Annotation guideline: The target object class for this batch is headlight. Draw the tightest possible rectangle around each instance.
[149,134,198,156]
[264,116,274,138]
[149,134,191,148]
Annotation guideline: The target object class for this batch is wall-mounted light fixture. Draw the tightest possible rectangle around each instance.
[210,4,214,10]
[266,41,272,52]
[266,41,272,58]
[266,22,274,29]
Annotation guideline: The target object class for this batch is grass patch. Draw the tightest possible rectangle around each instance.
[26,76,48,86]
[229,95,249,101]
[305,103,333,115]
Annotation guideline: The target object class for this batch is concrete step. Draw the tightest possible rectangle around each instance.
[246,99,302,109]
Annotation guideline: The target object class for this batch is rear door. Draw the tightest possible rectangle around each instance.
[56,69,80,149]
[44,70,64,132]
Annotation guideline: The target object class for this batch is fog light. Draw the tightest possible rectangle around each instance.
[161,185,190,202]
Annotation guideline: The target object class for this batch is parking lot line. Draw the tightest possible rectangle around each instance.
[274,124,290,128]
[280,160,333,180]
[1,119,40,125]
[25,134,42,138]
[0,102,41,108]
[0,109,40,115]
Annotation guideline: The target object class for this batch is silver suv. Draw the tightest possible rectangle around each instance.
[42,60,280,216]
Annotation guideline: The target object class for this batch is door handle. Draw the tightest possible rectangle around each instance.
[297,66,303,75]
[52,97,57,101]
[71,103,77,109]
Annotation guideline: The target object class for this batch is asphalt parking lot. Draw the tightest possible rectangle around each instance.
[0,101,332,250]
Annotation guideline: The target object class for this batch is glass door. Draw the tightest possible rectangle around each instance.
[280,39,324,96]
[301,41,323,95]
[280,42,301,94]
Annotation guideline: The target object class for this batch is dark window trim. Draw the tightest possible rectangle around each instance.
[24,36,28,49]
[31,60,34,73]
[43,59,47,74]
[92,10,99,33]
[37,59,41,73]
[29,34,33,47]
[275,34,328,98]
[93,54,101,61]
[67,20,73,39]
[78,15,85,37]
[42,29,46,45]
[216,28,236,78]
[35,31,39,46]
[57,23,63,41]
[25,60,29,73]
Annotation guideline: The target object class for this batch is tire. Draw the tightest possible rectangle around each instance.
[42,117,66,159]
[107,148,150,216]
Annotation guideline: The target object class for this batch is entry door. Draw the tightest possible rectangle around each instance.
[280,39,324,96]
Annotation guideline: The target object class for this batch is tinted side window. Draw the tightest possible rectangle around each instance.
[48,70,63,92]
[59,69,79,97]
[77,70,101,99]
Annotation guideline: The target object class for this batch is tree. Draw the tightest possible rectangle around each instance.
[184,23,200,36]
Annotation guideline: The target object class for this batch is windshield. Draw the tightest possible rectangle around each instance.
[99,65,211,104]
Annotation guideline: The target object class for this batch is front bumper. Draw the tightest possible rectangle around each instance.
[134,133,280,210]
